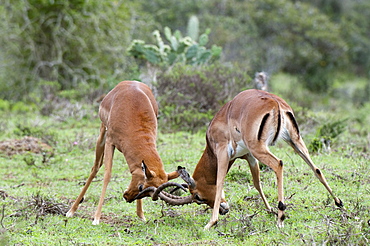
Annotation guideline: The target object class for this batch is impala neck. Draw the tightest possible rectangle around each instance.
[192,140,218,185]
[125,145,164,174]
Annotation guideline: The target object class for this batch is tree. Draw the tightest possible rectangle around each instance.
[0,0,137,100]
[135,0,351,92]
[211,0,348,92]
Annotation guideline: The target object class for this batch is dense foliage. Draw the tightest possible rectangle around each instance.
[157,63,251,132]
[137,0,369,83]
[0,0,138,100]
[1,0,369,101]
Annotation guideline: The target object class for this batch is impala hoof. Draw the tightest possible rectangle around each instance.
[65,210,74,217]
[204,221,216,230]
[219,202,229,215]
[277,220,284,228]
[335,198,343,208]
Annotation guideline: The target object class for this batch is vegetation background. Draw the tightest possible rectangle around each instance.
[0,0,369,245]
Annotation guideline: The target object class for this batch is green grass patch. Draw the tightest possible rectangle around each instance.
[1,95,369,245]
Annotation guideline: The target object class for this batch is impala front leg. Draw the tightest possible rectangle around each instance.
[93,143,115,225]
[205,151,229,230]
[136,199,145,221]
[66,124,106,218]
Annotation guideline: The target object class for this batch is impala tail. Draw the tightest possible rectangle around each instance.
[257,102,283,147]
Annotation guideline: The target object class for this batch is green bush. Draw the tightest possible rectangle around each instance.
[11,102,37,113]
[14,124,58,147]
[353,80,370,106]
[0,0,136,100]
[0,99,10,111]
[157,63,251,132]
[308,118,347,153]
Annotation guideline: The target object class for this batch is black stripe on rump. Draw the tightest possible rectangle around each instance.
[258,113,270,141]
[286,111,300,135]
[272,110,281,143]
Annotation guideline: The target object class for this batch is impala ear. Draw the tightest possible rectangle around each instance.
[167,170,180,180]
[142,160,155,179]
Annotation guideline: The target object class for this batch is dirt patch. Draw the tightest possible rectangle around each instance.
[0,136,53,156]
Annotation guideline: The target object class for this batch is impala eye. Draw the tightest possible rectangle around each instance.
[138,184,143,191]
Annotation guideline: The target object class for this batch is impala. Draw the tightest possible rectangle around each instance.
[66,81,183,225]
[147,89,343,229]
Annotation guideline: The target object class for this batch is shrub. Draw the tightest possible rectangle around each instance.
[0,0,135,100]
[308,118,347,153]
[11,102,37,113]
[157,63,252,132]
[14,124,58,147]
[0,99,10,111]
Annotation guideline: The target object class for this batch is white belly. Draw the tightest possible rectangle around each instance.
[228,140,249,160]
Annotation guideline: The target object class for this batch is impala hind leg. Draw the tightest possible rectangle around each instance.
[93,142,115,225]
[289,138,343,207]
[250,147,285,228]
[66,124,106,218]
[244,153,272,212]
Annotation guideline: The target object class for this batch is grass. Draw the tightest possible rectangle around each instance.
[1,89,370,245]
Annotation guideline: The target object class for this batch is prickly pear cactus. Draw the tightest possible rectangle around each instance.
[127,25,222,67]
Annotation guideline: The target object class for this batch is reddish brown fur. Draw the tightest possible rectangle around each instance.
[188,89,342,229]
[66,81,178,224]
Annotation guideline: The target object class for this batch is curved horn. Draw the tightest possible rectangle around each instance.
[161,190,186,199]
[157,193,194,206]
[132,182,188,201]
[133,186,156,200]
[152,182,188,201]
[152,180,195,206]
[132,185,195,206]
[130,167,196,206]
[132,184,194,206]
[177,166,196,189]
[168,183,189,194]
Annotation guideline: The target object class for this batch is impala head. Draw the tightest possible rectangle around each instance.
[123,160,177,202]
[177,167,230,215]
